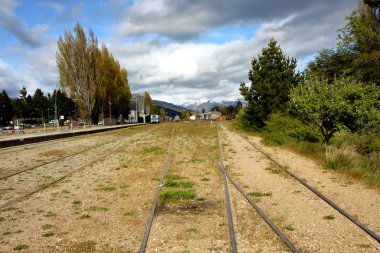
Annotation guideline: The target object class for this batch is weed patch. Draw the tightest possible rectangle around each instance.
[89,206,108,212]
[165,179,193,188]
[159,190,196,203]
[42,232,54,237]
[323,215,335,220]
[72,200,82,206]
[44,211,56,217]
[142,146,164,155]
[94,186,117,192]
[42,224,54,230]
[14,244,29,251]
[123,210,135,216]
[68,240,96,253]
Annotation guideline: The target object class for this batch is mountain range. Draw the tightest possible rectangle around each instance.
[153,98,246,116]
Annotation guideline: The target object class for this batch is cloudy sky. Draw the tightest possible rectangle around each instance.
[0,0,357,104]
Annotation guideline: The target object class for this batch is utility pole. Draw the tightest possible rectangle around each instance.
[108,95,112,125]
[54,88,58,123]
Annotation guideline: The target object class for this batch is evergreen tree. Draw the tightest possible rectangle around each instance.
[240,38,301,127]
[0,90,13,125]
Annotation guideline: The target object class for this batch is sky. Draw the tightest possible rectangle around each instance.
[0,0,358,105]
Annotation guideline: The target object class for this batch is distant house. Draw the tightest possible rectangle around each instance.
[191,111,221,121]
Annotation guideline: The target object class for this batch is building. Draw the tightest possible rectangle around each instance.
[191,111,222,121]
[129,94,146,123]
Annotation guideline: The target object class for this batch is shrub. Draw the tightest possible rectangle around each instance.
[264,113,319,142]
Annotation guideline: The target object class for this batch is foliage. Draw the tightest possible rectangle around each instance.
[0,90,13,125]
[144,91,156,114]
[307,3,380,85]
[181,109,191,119]
[263,113,319,142]
[57,23,131,123]
[211,101,242,119]
[57,23,98,122]
[289,76,380,144]
[240,38,302,127]
[93,45,131,122]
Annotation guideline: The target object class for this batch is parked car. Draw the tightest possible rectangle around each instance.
[14,125,24,130]
[4,125,13,130]
[98,120,104,125]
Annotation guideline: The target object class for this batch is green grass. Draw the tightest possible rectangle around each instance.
[44,211,56,217]
[142,146,165,155]
[164,179,194,188]
[14,244,29,251]
[323,214,335,220]
[123,210,135,216]
[42,224,54,230]
[68,241,96,253]
[159,190,196,203]
[285,225,295,231]
[72,200,82,206]
[94,186,117,192]
[119,183,130,189]
[89,206,108,212]
[248,191,272,197]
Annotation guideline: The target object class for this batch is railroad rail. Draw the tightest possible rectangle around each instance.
[219,123,380,244]
[139,125,176,253]
[0,125,161,210]
[216,124,300,252]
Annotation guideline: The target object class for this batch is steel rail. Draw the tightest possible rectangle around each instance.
[139,125,176,253]
[223,124,380,244]
[216,124,238,253]
[0,126,161,210]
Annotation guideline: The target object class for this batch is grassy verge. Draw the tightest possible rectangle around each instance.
[229,114,380,189]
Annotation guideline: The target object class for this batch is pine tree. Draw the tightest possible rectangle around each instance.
[240,38,301,127]
[0,90,13,125]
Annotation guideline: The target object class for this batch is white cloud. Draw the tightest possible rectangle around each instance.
[0,0,48,47]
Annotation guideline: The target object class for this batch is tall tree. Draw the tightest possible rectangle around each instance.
[240,38,301,127]
[32,89,49,122]
[307,1,380,85]
[144,91,156,115]
[57,23,98,122]
[0,90,13,125]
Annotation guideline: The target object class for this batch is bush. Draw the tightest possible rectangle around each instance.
[263,113,319,142]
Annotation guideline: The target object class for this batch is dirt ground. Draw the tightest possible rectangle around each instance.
[0,121,379,252]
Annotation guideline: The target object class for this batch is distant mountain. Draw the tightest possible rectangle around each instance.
[153,100,187,118]
[179,98,246,113]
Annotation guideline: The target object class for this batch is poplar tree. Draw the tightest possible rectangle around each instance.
[240,38,301,127]
[144,91,156,114]
[57,23,98,123]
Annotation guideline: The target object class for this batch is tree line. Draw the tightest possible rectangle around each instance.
[0,87,75,126]
[239,0,380,144]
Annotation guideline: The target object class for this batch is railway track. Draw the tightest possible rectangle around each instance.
[216,124,300,252]
[218,123,380,247]
[139,125,176,253]
[0,124,157,180]
[0,125,161,210]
